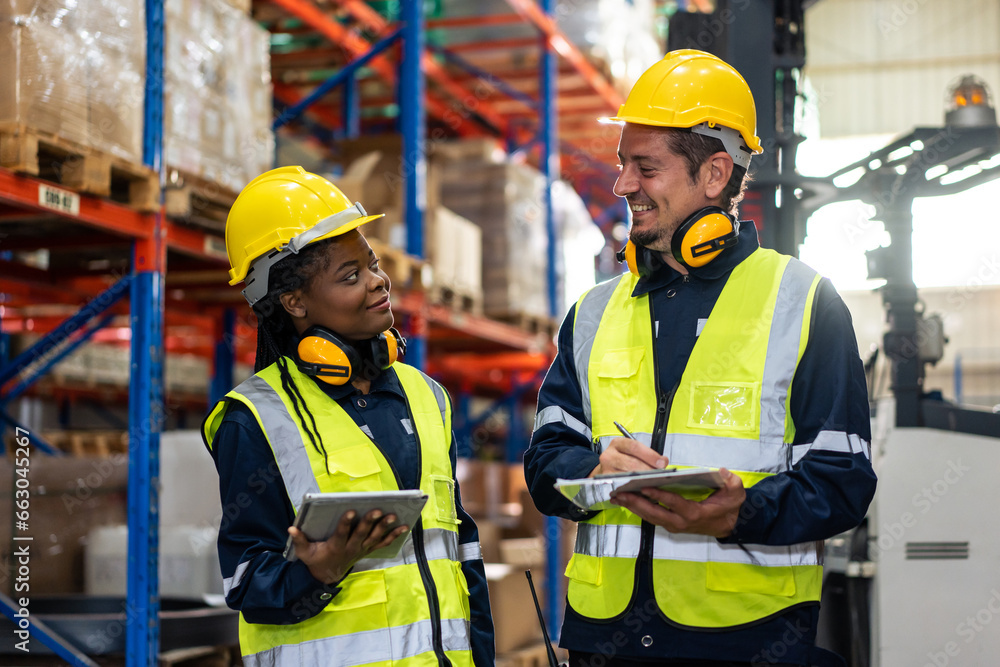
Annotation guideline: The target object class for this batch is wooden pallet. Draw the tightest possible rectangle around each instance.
[0,122,159,212]
[42,430,129,458]
[368,238,430,293]
[428,283,483,315]
[164,169,240,233]
[487,310,559,338]
[158,645,235,667]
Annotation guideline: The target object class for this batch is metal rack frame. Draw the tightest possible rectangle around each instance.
[0,0,639,659]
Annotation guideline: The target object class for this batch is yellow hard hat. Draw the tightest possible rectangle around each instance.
[606,49,762,157]
[225,166,383,306]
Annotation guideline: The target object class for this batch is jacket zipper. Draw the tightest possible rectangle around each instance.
[400,391,451,667]
[633,298,678,610]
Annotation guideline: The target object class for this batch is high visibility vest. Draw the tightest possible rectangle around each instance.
[563,248,824,629]
[204,360,474,667]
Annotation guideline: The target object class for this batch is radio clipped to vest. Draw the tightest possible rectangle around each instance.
[296,326,406,385]
[617,206,739,277]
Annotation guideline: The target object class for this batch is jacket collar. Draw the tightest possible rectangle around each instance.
[631,221,760,297]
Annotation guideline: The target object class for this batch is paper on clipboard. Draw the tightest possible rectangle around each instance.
[283,490,428,562]
[554,467,724,511]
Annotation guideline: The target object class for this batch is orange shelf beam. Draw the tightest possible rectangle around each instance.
[504,0,623,111]
[332,0,509,135]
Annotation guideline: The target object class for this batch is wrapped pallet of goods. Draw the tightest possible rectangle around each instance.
[0,0,156,207]
[437,157,550,323]
[164,0,274,228]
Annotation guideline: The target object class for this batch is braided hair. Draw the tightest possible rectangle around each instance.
[251,237,338,470]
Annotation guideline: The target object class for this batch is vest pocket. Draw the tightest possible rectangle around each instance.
[322,569,390,635]
[430,475,460,525]
[594,347,645,425]
[705,553,796,597]
[324,444,382,481]
[565,552,602,586]
[687,382,759,430]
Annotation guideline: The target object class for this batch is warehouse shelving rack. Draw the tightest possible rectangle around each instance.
[259,0,628,638]
[0,0,633,662]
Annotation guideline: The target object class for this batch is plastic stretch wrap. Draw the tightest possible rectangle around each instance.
[438,158,550,319]
[0,0,145,162]
[165,0,273,192]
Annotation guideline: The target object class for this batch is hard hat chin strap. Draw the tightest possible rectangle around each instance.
[241,203,369,307]
[690,123,753,170]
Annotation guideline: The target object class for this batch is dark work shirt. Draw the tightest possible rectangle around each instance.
[208,365,495,667]
[525,223,876,665]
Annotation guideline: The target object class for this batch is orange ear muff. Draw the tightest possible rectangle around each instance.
[296,326,360,386]
[372,327,407,368]
[616,239,663,278]
[616,239,641,277]
[671,206,739,268]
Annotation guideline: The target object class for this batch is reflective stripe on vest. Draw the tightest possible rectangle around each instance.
[205,360,472,665]
[242,617,472,667]
[567,249,823,628]
[577,523,819,567]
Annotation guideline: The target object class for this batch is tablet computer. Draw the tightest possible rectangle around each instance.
[283,490,428,562]
[554,467,724,511]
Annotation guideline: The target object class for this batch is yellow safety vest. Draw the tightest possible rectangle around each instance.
[204,360,474,667]
[564,248,824,629]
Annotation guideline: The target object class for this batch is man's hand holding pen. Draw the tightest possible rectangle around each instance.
[587,421,670,478]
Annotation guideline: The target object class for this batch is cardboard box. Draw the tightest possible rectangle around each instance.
[427,206,483,296]
[485,563,547,655]
[473,518,502,564]
[0,454,129,595]
[456,459,511,519]
[499,537,546,569]
[0,18,90,146]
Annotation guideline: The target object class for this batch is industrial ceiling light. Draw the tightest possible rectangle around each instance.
[944,74,997,127]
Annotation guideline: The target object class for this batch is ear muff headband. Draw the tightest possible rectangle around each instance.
[296,326,407,386]
[671,206,739,268]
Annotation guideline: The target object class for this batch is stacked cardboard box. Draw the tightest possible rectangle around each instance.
[330,135,484,304]
[457,458,577,657]
[164,0,274,192]
[0,0,145,163]
[0,454,129,595]
[435,155,550,320]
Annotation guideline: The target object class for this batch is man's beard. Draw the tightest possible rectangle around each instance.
[629,222,671,253]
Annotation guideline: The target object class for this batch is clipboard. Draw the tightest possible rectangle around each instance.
[283,490,428,562]
[554,467,724,511]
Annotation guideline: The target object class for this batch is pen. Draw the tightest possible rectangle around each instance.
[614,421,636,439]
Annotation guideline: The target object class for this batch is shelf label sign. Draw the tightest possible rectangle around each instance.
[38,184,80,216]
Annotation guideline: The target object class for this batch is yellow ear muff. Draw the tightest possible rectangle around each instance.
[624,239,641,277]
[383,328,400,365]
[671,207,739,268]
[296,327,358,385]
[615,239,642,276]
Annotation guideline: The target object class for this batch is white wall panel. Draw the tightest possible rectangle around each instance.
[805,0,1000,137]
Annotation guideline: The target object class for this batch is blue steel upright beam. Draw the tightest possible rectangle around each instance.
[130,0,165,664]
[273,26,402,131]
[540,0,562,641]
[400,0,426,371]
[209,308,236,407]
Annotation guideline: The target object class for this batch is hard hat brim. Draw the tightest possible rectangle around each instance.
[599,113,763,154]
[229,207,384,287]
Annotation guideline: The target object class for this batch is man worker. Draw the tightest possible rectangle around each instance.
[524,49,876,667]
